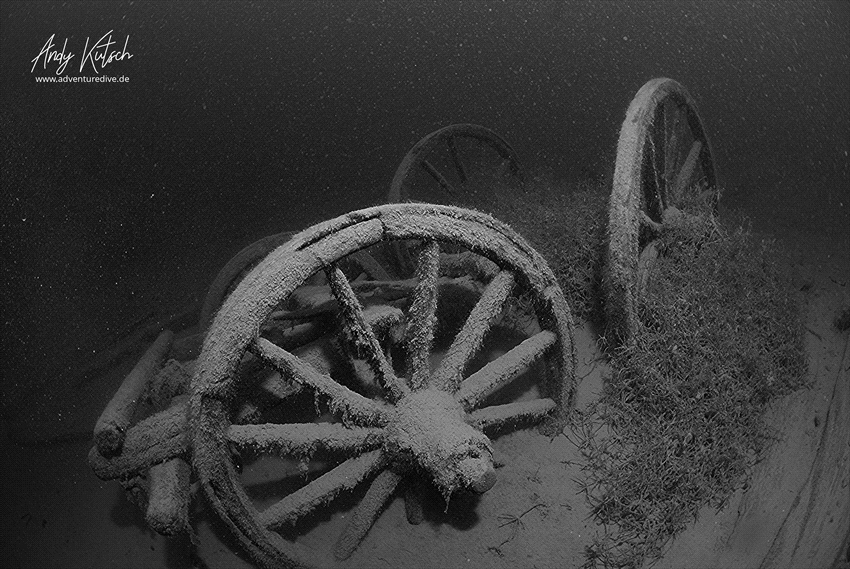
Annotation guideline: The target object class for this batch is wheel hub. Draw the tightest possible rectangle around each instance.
[384,388,496,497]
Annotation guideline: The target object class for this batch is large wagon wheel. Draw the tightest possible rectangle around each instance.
[388,123,525,205]
[605,78,719,344]
[192,203,576,568]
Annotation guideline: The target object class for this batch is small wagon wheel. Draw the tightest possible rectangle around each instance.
[191,203,576,568]
[387,123,525,205]
[605,78,719,344]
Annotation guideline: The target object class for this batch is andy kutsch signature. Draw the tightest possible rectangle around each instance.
[31,31,132,75]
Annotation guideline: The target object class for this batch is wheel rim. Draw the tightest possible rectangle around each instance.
[388,124,525,205]
[605,78,719,344]
[191,203,575,568]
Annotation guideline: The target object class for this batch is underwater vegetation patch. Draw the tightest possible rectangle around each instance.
[456,172,610,324]
[461,176,807,568]
[579,199,808,567]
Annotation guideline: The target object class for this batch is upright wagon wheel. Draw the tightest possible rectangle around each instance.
[605,78,719,344]
[388,123,525,205]
[191,203,576,569]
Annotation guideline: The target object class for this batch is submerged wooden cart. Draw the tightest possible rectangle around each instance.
[89,201,578,568]
[89,78,722,568]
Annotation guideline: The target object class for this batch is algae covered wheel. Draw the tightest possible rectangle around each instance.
[605,77,719,343]
[388,123,525,205]
[191,202,576,568]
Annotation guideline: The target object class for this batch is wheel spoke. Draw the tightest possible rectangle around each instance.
[361,305,405,342]
[234,369,302,425]
[637,240,660,296]
[434,269,516,391]
[251,337,391,426]
[664,101,682,190]
[648,122,666,213]
[273,296,336,317]
[260,318,334,366]
[353,278,417,300]
[420,159,456,195]
[258,449,384,530]
[228,423,384,456]
[275,301,403,339]
[456,330,556,411]
[403,478,425,524]
[446,135,467,183]
[326,265,409,401]
[406,240,441,389]
[334,468,403,560]
[467,398,556,432]
[349,250,393,281]
[639,210,664,235]
[672,140,703,205]
[439,251,499,281]
[287,279,419,313]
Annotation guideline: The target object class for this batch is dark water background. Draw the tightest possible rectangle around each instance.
[1,1,848,427]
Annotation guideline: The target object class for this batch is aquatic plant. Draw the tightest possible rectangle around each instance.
[455,172,609,324]
[578,203,807,567]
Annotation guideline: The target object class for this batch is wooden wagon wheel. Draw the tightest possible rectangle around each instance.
[604,78,719,344]
[191,203,576,568]
[387,123,525,204]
